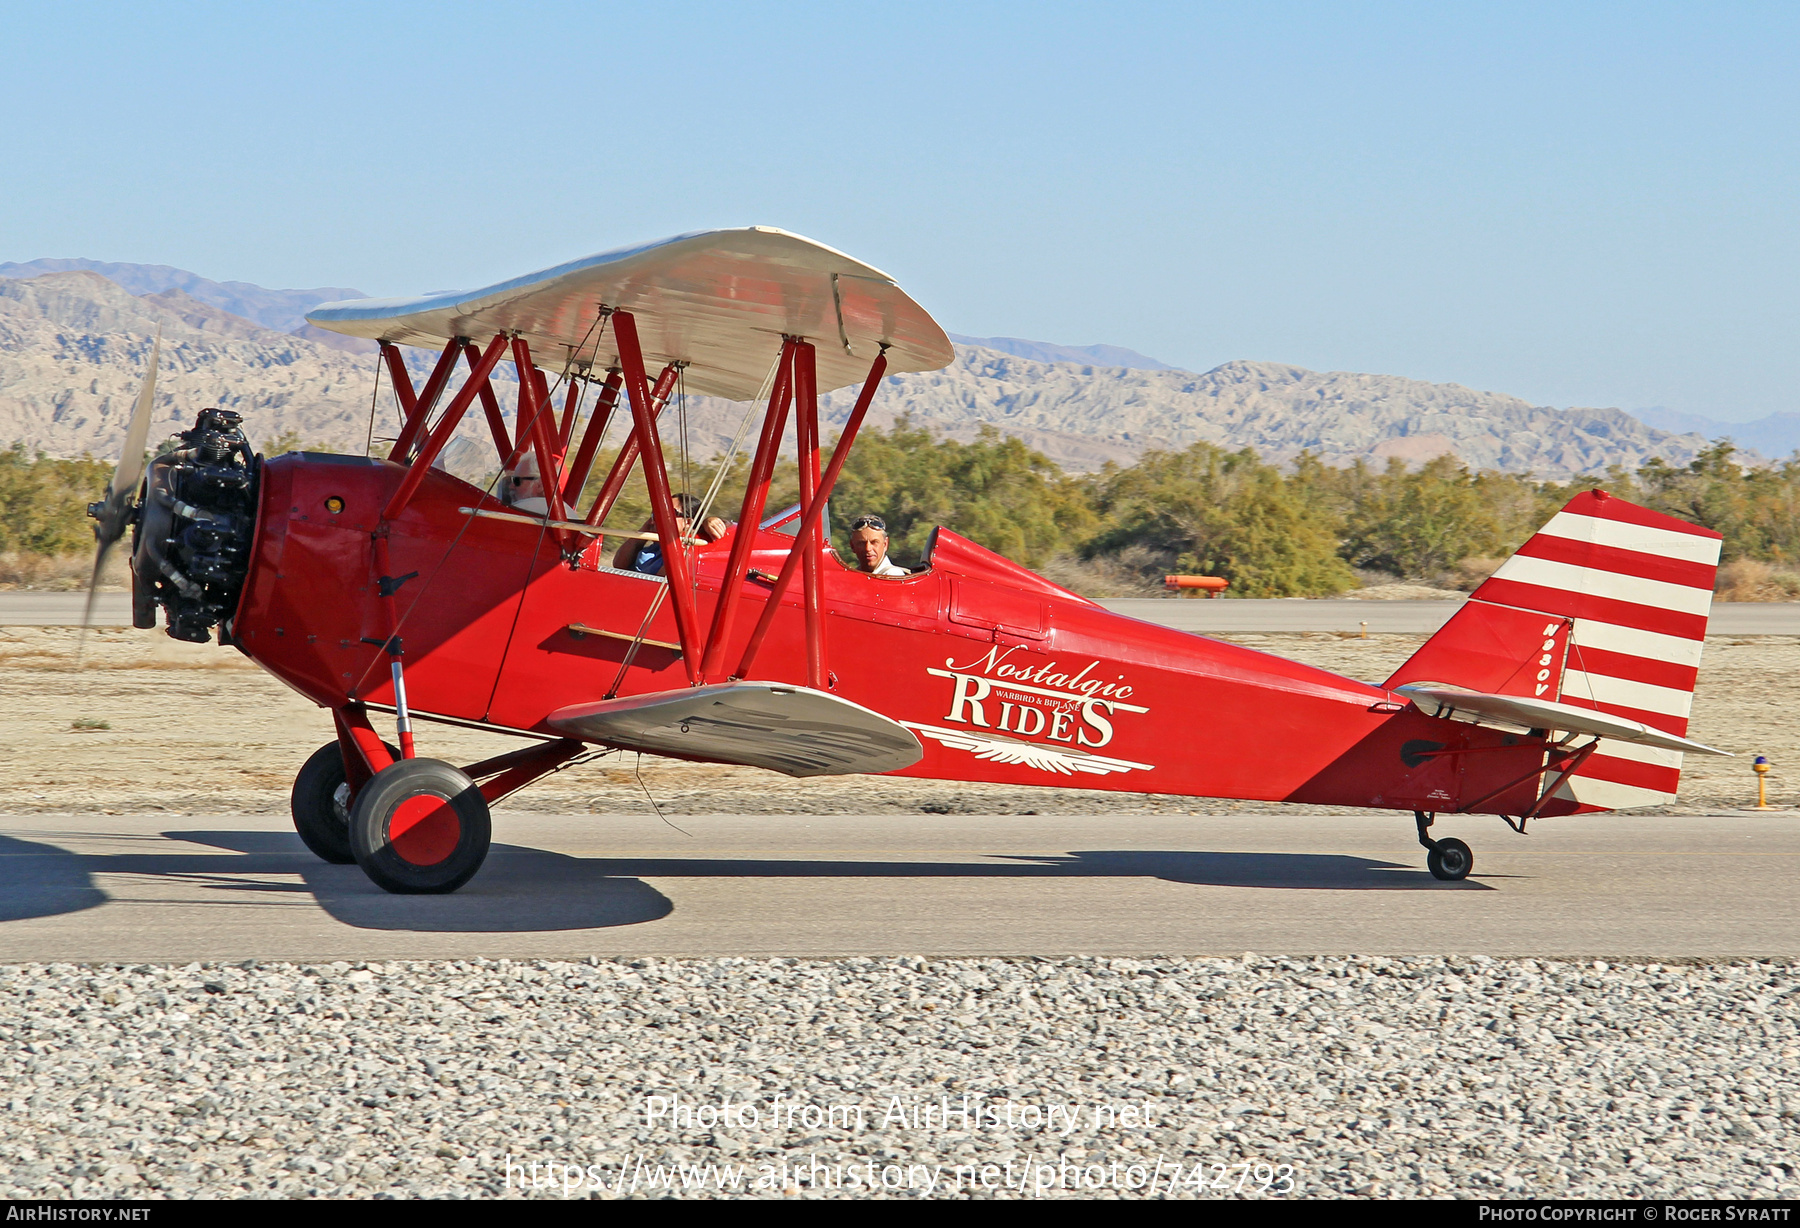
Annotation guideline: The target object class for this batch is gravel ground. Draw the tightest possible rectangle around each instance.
[1,956,1795,1200]
[4,631,1797,1200]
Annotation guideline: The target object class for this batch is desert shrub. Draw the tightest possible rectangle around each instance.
[1035,546,1169,597]
[1627,442,1800,562]
[1714,559,1800,602]
[0,446,114,556]
[826,419,1095,568]
[1339,456,1510,579]
[15,426,1800,601]
[1448,556,1507,591]
[1082,442,1356,597]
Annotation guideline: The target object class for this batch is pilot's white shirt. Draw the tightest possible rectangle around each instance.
[868,555,907,577]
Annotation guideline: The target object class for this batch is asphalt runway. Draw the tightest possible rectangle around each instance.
[2,810,1794,962]
[8,592,1799,633]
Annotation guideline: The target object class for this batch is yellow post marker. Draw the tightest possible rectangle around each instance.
[1360,620,1369,640]
[1753,756,1774,810]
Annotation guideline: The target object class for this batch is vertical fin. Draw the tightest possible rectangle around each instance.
[1385,490,1722,812]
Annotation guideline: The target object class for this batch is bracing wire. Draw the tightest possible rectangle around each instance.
[634,753,693,837]
[363,353,385,457]
[694,347,783,528]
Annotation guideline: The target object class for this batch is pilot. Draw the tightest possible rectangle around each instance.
[848,514,907,576]
[503,453,550,516]
[612,492,728,575]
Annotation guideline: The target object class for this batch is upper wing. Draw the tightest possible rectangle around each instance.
[303,226,953,400]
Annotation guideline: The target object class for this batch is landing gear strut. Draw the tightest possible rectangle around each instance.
[1415,810,1473,881]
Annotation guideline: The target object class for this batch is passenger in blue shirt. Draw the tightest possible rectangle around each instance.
[611,492,728,575]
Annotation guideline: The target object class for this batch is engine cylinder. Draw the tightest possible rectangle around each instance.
[131,409,260,643]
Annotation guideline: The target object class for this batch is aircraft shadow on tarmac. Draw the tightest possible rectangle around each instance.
[0,833,1489,933]
[0,834,108,923]
[0,831,672,932]
[566,849,1491,891]
[162,832,677,932]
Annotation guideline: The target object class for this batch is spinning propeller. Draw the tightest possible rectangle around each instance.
[81,329,161,646]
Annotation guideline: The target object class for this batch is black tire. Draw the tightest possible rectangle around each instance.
[291,739,398,864]
[1427,837,1473,881]
[349,758,491,894]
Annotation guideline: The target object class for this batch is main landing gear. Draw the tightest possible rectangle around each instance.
[291,739,398,864]
[290,713,589,894]
[1414,810,1473,882]
[291,741,486,890]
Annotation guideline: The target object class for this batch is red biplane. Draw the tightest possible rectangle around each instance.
[86,227,1728,894]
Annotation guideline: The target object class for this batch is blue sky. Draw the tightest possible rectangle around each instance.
[3,1,1796,420]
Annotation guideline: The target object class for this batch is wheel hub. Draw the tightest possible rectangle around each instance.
[388,793,462,866]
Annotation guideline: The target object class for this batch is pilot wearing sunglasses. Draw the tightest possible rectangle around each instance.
[848,514,907,576]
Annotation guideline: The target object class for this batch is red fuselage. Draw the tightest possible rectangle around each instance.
[234,453,1554,816]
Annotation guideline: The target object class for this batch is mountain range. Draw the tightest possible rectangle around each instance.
[0,258,1722,477]
[1630,406,1800,462]
[0,259,365,334]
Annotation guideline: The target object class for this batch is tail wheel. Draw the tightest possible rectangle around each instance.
[291,739,397,864]
[349,758,491,894]
[1427,837,1474,881]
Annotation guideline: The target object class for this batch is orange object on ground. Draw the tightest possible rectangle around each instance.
[1164,575,1229,597]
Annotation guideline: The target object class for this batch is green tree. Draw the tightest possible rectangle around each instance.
[1631,440,1800,562]
[0,446,114,555]
[1341,455,1509,579]
[825,419,1095,567]
[1084,442,1356,597]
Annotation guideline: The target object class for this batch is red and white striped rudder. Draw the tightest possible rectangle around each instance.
[1386,489,1722,813]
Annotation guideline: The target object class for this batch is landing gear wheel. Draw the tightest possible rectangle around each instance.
[291,740,397,864]
[349,758,491,894]
[1427,837,1473,881]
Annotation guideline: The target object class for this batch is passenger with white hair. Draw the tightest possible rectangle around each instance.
[503,452,550,516]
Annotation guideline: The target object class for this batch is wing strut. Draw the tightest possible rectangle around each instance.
[562,368,622,502]
[698,338,797,679]
[386,338,463,462]
[558,376,583,450]
[509,336,572,543]
[581,360,680,528]
[612,309,703,683]
[732,342,890,682]
[382,332,511,521]
[463,338,513,458]
[794,342,826,687]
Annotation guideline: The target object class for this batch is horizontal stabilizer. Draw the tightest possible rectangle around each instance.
[546,682,923,778]
[1393,682,1730,757]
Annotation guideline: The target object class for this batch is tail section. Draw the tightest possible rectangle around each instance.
[1386,490,1722,813]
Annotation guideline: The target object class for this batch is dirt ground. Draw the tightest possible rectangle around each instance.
[0,626,1790,819]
